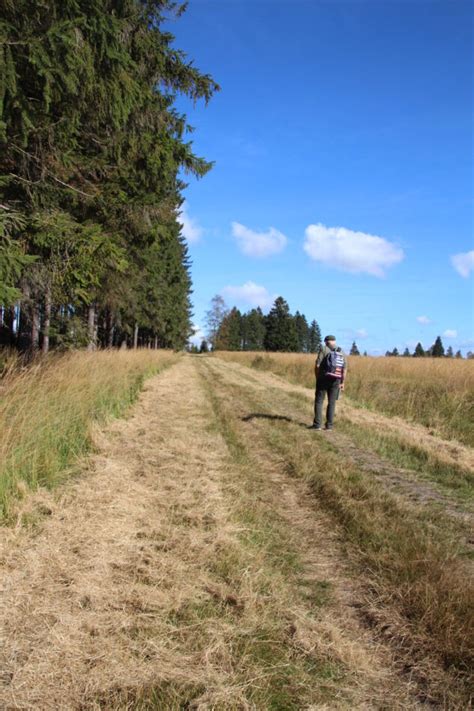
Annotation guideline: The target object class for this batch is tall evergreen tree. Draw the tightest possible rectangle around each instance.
[431,336,445,358]
[403,347,411,357]
[445,345,454,358]
[307,319,322,353]
[242,307,266,351]
[413,342,425,357]
[0,0,219,352]
[350,341,360,356]
[215,307,242,350]
[294,311,310,352]
[264,297,298,352]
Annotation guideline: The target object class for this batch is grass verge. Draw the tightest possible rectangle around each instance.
[0,349,177,521]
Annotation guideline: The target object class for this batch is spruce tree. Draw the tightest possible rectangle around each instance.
[455,350,463,359]
[215,307,242,350]
[350,341,360,356]
[307,319,322,353]
[431,336,445,358]
[403,347,411,357]
[413,342,425,357]
[294,311,310,352]
[242,307,266,351]
[446,345,454,358]
[264,297,298,352]
[1,0,219,352]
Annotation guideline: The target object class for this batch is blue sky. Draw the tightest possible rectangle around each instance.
[167,0,473,354]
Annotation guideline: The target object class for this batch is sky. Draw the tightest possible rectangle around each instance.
[166,0,473,355]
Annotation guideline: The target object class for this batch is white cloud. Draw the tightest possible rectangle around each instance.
[178,202,203,244]
[231,221,288,257]
[416,315,431,324]
[451,250,474,278]
[443,329,458,338]
[303,222,404,277]
[189,324,205,347]
[221,281,276,309]
[355,328,368,339]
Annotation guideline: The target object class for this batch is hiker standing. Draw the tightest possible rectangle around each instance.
[311,335,347,431]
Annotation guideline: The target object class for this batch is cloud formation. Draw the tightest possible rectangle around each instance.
[416,315,431,324]
[189,323,205,347]
[221,281,276,309]
[303,222,404,277]
[443,329,457,338]
[232,221,288,257]
[178,202,203,243]
[451,250,474,278]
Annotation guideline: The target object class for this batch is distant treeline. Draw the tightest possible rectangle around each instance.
[386,338,468,359]
[198,295,323,353]
[197,296,471,358]
[0,1,218,354]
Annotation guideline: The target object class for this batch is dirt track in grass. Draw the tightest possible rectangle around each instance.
[0,355,470,709]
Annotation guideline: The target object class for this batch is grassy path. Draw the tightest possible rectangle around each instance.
[0,355,471,708]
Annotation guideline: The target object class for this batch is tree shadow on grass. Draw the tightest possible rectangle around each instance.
[242,413,310,429]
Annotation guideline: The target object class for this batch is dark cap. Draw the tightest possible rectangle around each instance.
[324,335,336,342]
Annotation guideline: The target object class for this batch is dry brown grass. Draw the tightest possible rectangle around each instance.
[215,351,474,446]
[0,356,425,709]
[0,348,177,521]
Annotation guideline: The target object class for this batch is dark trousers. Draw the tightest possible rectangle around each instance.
[313,377,340,428]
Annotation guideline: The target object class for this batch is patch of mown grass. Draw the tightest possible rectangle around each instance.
[93,680,208,711]
[194,363,356,709]
[0,350,178,521]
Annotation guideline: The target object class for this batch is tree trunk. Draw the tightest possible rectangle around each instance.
[87,304,96,351]
[17,282,32,352]
[133,322,139,349]
[154,335,158,349]
[107,310,115,348]
[42,288,51,354]
[31,301,40,352]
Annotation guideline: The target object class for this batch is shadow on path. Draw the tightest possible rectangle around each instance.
[241,413,310,429]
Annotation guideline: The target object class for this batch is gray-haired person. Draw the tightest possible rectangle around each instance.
[310,335,347,430]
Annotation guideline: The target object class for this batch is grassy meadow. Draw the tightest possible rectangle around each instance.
[0,349,177,521]
[215,351,474,446]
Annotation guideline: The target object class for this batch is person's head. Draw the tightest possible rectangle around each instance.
[324,335,336,349]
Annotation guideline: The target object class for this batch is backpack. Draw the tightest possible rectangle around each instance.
[320,347,345,379]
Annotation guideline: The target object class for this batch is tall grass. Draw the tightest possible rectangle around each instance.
[215,352,474,446]
[0,349,177,520]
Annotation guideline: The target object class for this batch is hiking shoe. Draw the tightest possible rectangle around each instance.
[324,425,333,431]
[309,424,322,430]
